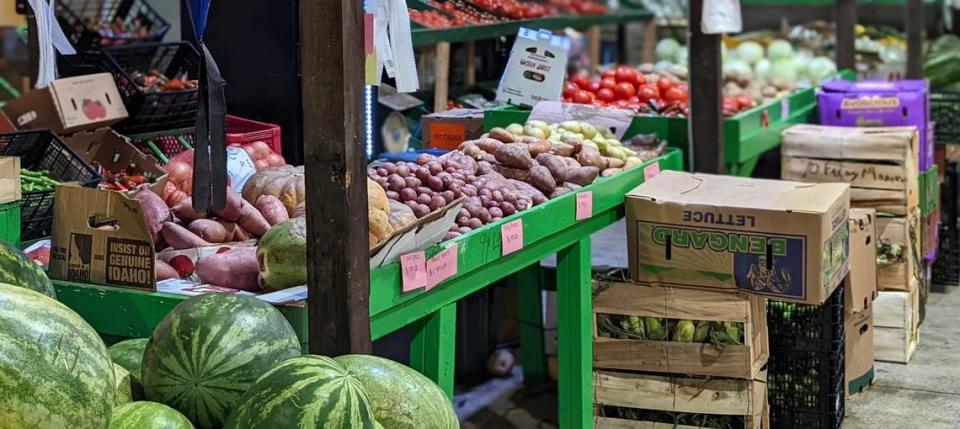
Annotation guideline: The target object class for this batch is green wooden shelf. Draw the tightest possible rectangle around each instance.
[412,9,653,47]
[741,0,939,5]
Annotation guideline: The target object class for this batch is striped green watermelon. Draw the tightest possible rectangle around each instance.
[224,355,381,429]
[0,239,55,298]
[0,283,113,428]
[336,354,459,429]
[109,401,195,429]
[113,363,135,406]
[141,293,301,429]
[108,338,148,379]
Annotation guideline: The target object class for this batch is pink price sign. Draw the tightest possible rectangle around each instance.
[400,251,427,292]
[501,220,524,256]
[425,244,458,291]
[643,162,661,180]
[575,191,593,220]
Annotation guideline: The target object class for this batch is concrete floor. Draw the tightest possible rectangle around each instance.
[462,221,960,428]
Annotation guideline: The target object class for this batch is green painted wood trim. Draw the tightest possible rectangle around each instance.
[409,303,457,399]
[742,0,938,4]
[512,264,547,384]
[920,165,939,216]
[0,201,20,247]
[556,239,593,429]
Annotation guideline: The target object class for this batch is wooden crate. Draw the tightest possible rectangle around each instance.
[593,281,768,379]
[0,156,20,205]
[873,284,919,363]
[876,210,922,291]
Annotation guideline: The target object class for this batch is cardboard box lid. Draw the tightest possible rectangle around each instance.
[782,125,918,162]
[627,171,849,214]
[64,128,166,179]
[846,208,878,313]
[2,73,128,134]
[821,79,927,93]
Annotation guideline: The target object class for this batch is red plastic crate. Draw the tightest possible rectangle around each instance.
[132,115,283,163]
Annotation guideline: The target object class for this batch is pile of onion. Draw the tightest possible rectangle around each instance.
[240,141,285,171]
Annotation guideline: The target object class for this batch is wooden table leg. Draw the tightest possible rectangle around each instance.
[433,42,451,112]
[409,302,457,399]
[557,239,592,429]
[586,26,601,75]
[510,263,546,384]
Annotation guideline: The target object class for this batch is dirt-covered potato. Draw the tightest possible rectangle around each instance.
[489,127,518,143]
[601,168,623,177]
[495,143,536,169]
[476,138,505,154]
[605,157,625,169]
[496,165,531,181]
[535,153,569,183]
[528,165,556,194]
[549,142,576,157]
[575,146,607,170]
[563,166,600,186]
[550,186,572,198]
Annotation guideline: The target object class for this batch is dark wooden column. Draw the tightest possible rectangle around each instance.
[300,0,372,355]
[687,0,724,174]
[835,0,856,71]
[905,0,923,79]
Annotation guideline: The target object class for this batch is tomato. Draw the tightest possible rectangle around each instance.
[613,100,631,109]
[563,81,579,98]
[572,90,595,105]
[601,69,616,79]
[596,88,616,102]
[664,87,688,103]
[723,97,739,112]
[570,73,591,89]
[587,81,601,93]
[635,73,647,87]
[600,77,617,91]
[614,82,636,100]
[735,94,755,110]
[614,66,638,84]
[636,85,660,103]
[656,77,675,94]
[628,96,640,104]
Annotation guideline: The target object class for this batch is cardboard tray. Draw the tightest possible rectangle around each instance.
[369,197,465,269]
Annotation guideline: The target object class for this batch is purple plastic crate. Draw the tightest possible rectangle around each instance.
[818,80,931,170]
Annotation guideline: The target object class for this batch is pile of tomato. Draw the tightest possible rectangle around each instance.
[472,0,548,19]
[722,95,757,116]
[427,0,501,24]
[546,0,607,15]
[564,66,689,114]
[409,9,464,29]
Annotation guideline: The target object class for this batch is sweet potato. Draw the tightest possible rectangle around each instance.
[459,141,484,159]
[292,201,306,218]
[188,219,231,243]
[135,186,172,242]
[575,146,607,170]
[528,165,557,194]
[563,166,600,186]
[525,139,552,157]
[550,186,572,198]
[233,226,252,241]
[601,168,624,177]
[238,200,271,236]
[496,165,531,181]
[172,197,207,222]
[211,187,243,222]
[495,143,536,169]
[488,127,518,143]
[535,153,569,182]
[605,157,626,169]
[256,195,289,226]
[563,157,581,170]
[549,142,576,157]
[161,222,212,249]
[195,247,260,291]
[476,138,504,154]
[214,220,240,241]
[155,259,179,280]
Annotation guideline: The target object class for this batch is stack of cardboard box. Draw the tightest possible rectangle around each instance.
[845,209,878,397]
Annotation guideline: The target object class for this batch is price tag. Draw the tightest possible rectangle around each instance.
[576,192,593,220]
[400,252,427,292]
[781,98,790,121]
[425,245,458,291]
[643,163,661,181]
[501,220,524,256]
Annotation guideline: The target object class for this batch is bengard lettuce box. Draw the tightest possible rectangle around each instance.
[626,171,850,305]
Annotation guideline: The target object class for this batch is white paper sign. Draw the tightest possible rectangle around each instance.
[701,0,742,34]
[496,28,570,108]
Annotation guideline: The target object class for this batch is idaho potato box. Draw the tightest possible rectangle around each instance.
[627,171,850,305]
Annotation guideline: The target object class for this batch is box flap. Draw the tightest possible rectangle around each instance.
[782,124,918,162]
[49,74,128,133]
[628,170,849,214]
[64,128,166,179]
[845,208,878,313]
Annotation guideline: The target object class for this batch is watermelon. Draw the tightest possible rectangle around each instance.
[110,401,195,429]
[113,363,135,406]
[336,354,459,429]
[0,283,114,428]
[108,338,149,379]
[224,355,381,429]
[141,293,302,429]
[256,217,307,291]
[0,239,55,298]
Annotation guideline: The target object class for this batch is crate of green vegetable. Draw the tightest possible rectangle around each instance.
[931,92,960,145]
[593,281,768,379]
[0,130,101,241]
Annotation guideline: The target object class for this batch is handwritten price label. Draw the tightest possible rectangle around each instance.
[400,252,427,292]
[781,98,790,120]
[576,192,593,220]
[643,163,661,181]
[501,220,524,256]
[425,244,458,291]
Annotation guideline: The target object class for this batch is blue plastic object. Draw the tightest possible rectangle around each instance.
[377,149,448,163]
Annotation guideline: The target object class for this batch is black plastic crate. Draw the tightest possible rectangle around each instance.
[766,286,845,353]
[933,225,960,286]
[768,348,845,429]
[53,0,170,50]
[932,92,960,145]
[102,42,200,134]
[0,130,101,241]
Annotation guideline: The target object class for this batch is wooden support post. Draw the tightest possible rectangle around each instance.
[641,21,657,64]
[434,42,451,112]
[511,264,546,385]
[556,239,592,429]
[835,0,856,72]
[299,0,371,356]
[905,0,923,79]
[465,41,476,86]
[688,0,724,174]
[410,303,457,399]
[587,26,601,75]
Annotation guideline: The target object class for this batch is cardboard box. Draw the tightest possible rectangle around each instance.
[421,109,485,150]
[64,128,167,183]
[495,28,570,108]
[817,79,931,170]
[873,285,920,363]
[0,156,20,205]
[49,183,158,290]
[845,305,875,398]
[626,171,850,305]
[876,209,922,291]
[845,209,878,314]
[2,73,128,135]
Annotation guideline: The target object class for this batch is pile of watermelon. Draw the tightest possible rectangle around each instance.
[0,239,459,429]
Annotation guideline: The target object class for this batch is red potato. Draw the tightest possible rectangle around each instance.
[160,222,212,249]
[237,200,271,236]
[256,195,289,226]
[195,247,260,291]
[188,219,231,243]
[135,186,173,243]
[155,259,179,280]
[211,188,243,221]
[172,197,207,222]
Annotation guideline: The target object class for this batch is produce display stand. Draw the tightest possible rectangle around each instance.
[0,201,19,246]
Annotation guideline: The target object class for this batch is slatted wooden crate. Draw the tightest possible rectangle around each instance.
[873,283,920,363]
[593,281,768,379]
[876,209,922,292]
